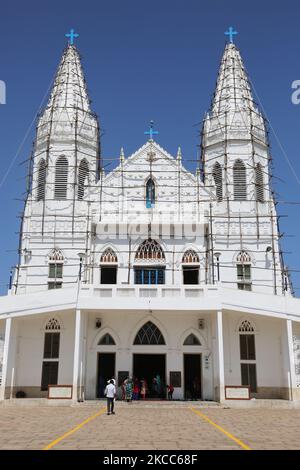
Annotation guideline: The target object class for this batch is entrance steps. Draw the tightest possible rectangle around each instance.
[1,398,300,408]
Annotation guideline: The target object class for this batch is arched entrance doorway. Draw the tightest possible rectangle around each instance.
[132,321,166,399]
[96,333,116,398]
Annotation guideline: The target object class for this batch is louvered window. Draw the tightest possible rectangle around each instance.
[78,159,89,200]
[233,160,247,201]
[36,159,46,201]
[54,156,68,200]
[212,162,223,202]
[255,163,264,203]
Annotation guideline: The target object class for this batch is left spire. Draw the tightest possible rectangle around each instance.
[44,31,91,113]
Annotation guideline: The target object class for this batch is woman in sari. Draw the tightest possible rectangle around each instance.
[124,377,133,402]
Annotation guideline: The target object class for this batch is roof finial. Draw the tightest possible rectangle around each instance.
[224,26,238,44]
[177,146,182,161]
[120,147,125,163]
[144,120,159,141]
[65,28,79,45]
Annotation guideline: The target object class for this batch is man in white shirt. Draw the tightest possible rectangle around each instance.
[104,379,116,415]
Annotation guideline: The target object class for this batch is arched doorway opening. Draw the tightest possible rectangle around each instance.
[132,321,166,399]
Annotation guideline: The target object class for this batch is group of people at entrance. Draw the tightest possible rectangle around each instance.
[121,376,174,401]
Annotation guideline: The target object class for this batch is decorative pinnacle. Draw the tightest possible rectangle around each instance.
[120,147,125,163]
[177,146,182,161]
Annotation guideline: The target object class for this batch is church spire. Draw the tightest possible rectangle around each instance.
[45,44,92,113]
[211,42,257,116]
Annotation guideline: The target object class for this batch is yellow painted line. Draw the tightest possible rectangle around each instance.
[189,407,251,451]
[43,407,106,450]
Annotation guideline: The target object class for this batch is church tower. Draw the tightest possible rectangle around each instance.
[201,32,288,295]
[14,38,100,294]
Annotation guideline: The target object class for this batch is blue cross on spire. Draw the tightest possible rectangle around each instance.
[144,120,159,141]
[225,26,238,43]
[65,28,79,45]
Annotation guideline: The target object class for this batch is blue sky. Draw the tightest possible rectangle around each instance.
[1,0,300,294]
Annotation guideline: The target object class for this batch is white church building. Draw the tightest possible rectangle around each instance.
[1,35,300,402]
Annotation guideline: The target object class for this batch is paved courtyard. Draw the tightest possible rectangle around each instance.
[0,401,300,450]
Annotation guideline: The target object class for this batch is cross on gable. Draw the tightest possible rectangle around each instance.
[144,120,159,141]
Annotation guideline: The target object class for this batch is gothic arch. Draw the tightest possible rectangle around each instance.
[98,244,122,266]
[232,250,255,265]
[42,316,64,331]
[91,327,121,349]
[129,315,168,347]
[98,333,116,346]
[235,318,258,334]
[133,321,165,345]
[134,238,166,264]
[178,328,207,350]
[176,246,203,266]
[100,247,118,264]
[47,248,64,262]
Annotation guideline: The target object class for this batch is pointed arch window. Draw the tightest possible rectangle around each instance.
[183,333,201,345]
[48,249,64,290]
[135,239,165,263]
[236,251,252,291]
[78,159,89,200]
[36,158,46,201]
[146,178,155,208]
[134,239,165,284]
[182,249,200,285]
[133,321,165,345]
[212,162,223,202]
[255,163,264,203]
[41,318,60,391]
[100,248,118,264]
[54,156,68,200]
[239,320,257,392]
[98,333,116,345]
[100,248,118,284]
[233,160,247,201]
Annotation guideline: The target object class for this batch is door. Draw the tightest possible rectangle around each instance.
[97,353,115,398]
[133,354,166,398]
[184,354,201,400]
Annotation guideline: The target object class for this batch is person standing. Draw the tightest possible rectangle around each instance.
[167,383,174,400]
[104,379,116,415]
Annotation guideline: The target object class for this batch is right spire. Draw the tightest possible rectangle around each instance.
[211,41,257,115]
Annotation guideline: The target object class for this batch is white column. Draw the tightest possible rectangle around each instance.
[216,310,225,402]
[72,309,82,402]
[0,317,12,401]
[286,319,297,401]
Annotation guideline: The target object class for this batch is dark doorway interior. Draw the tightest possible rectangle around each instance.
[97,353,115,398]
[101,266,117,284]
[133,354,166,398]
[184,354,201,399]
[183,267,199,285]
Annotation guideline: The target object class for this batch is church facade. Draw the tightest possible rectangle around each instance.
[1,38,300,402]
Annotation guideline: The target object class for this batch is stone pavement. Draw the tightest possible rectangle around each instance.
[0,401,300,450]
